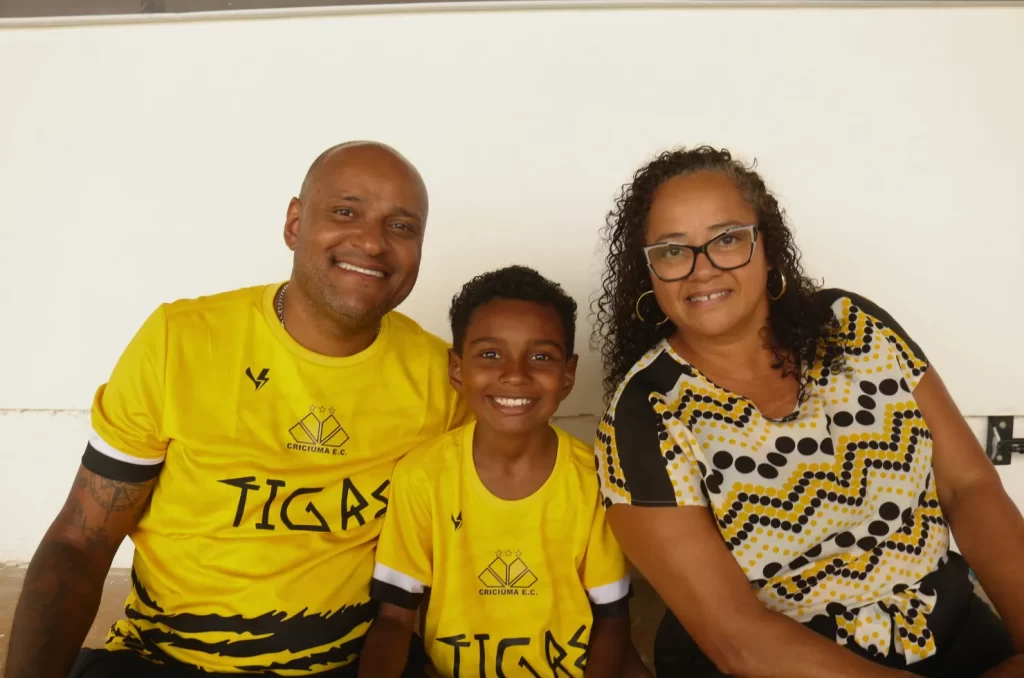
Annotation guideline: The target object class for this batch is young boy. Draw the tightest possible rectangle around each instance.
[358,265,632,677]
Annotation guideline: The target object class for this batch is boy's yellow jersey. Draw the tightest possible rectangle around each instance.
[83,283,468,674]
[372,423,630,677]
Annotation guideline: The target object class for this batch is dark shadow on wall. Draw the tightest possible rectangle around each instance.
[0,0,507,19]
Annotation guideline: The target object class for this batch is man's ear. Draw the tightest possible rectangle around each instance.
[561,354,579,400]
[448,348,465,394]
[283,197,302,251]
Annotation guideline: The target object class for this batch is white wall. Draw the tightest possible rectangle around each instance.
[1,3,1023,566]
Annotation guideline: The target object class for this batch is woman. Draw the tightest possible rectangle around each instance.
[592,146,1024,677]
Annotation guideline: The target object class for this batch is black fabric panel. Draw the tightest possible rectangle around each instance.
[126,600,376,658]
[369,578,424,611]
[591,596,630,618]
[82,443,163,482]
[613,351,686,506]
[69,637,431,678]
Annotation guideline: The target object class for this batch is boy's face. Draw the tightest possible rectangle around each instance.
[449,298,577,436]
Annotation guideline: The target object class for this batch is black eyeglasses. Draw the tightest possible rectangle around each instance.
[643,224,759,282]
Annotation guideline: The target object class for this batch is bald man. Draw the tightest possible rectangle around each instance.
[4,142,468,678]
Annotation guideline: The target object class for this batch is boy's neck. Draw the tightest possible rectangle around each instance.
[472,422,559,501]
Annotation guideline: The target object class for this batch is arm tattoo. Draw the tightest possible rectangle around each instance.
[86,470,152,521]
[3,468,155,678]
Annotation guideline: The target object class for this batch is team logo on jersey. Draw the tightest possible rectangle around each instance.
[287,405,349,456]
[451,511,463,532]
[478,550,538,596]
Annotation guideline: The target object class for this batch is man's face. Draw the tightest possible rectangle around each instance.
[285,144,428,328]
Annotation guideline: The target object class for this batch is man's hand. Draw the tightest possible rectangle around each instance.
[357,602,417,678]
[3,465,155,678]
[621,640,654,677]
[584,613,630,678]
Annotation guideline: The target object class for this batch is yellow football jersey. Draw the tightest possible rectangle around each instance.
[83,283,469,674]
[371,423,630,678]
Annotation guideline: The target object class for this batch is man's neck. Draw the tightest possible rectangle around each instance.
[280,283,380,358]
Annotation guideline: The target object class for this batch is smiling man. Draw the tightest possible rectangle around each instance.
[4,142,468,678]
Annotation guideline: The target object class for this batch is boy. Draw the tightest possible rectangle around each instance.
[359,265,632,677]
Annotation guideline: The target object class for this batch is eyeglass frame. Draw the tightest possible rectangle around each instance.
[642,224,760,282]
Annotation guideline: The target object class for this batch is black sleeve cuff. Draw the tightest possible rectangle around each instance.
[82,443,163,483]
[370,578,424,610]
[591,583,632,618]
[591,595,630,618]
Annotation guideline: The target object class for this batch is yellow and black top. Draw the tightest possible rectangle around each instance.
[372,423,631,677]
[599,290,959,665]
[83,283,468,674]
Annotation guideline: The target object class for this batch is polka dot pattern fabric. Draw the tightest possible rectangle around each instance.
[597,291,949,664]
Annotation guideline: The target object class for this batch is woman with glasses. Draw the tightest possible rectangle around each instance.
[592,146,1023,677]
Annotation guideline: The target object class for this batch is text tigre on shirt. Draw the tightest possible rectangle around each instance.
[372,423,631,677]
[85,283,467,674]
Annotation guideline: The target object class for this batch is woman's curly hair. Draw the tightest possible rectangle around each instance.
[591,145,846,403]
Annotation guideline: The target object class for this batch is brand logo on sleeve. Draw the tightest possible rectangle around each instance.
[245,367,270,391]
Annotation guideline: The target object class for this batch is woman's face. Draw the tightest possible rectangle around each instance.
[643,171,770,342]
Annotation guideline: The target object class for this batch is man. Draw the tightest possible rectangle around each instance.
[4,141,468,677]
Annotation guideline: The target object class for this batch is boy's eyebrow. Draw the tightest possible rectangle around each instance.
[532,339,566,352]
[467,337,565,353]
[468,336,502,345]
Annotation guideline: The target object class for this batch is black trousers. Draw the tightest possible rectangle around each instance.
[68,635,428,678]
[654,592,1013,678]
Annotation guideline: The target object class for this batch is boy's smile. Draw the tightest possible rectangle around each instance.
[450,298,577,435]
[487,395,539,416]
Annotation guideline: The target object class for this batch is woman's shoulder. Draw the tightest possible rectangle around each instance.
[812,288,928,385]
[814,289,919,343]
[602,346,692,419]
[817,287,924,341]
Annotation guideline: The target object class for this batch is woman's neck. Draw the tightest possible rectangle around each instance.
[669,314,800,420]
[671,327,777,382]
[472,423,558,501]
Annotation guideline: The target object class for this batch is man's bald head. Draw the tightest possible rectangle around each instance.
[299,141,426,206]
[284,141,430,335]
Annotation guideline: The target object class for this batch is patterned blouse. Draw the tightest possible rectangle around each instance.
[597,290,959,665]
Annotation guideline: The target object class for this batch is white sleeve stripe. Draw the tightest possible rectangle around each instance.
[587,575,631,605]
[89,431,166,466]
[372,563,426,594]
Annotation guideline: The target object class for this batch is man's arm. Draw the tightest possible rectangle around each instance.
[3,464,155,678]
[622,642,654,678]
[584,613,630,678]
[357,602,417,678]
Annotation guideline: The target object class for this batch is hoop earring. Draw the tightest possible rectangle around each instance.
[635,290,669,326]
[768,270,788,301]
